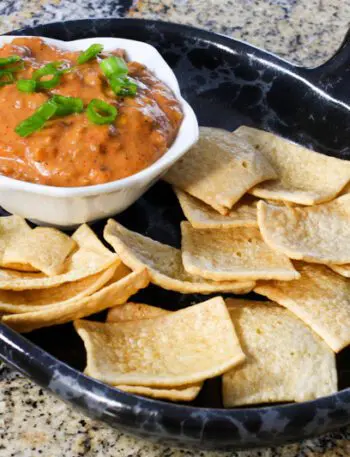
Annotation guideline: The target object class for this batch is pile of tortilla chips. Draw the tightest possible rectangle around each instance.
[4,124,350,407]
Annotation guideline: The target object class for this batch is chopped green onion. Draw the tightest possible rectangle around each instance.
[0,55,21,66]
[0,70,15,87]
[77,43,104,65]
[15,100,57,137]
[17,79,37,92]
[51,94,84,116]
[100,56,128,79]
[33,63,62,90]
[109,75,137,97]
[86,99,117,125]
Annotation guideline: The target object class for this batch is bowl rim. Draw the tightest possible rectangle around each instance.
[0,35,199,197]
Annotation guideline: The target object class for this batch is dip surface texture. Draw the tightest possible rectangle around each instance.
[0,38,183,186]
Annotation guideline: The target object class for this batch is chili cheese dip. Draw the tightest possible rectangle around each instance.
[0,38,183,187]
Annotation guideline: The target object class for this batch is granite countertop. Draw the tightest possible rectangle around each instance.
[0,1,350,456]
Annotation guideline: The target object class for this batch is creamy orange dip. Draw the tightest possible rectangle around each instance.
[0,38,183,186]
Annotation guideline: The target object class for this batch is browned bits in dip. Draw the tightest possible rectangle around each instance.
[0,38,183,187]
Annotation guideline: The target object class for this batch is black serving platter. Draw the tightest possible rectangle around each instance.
[1,19,350,450]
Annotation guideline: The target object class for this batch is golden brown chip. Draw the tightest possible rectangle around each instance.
[235,126,350,205]
[2,266,149,333]
[181,222,299,281]
[328,264,350,277]
[0,224,118,290]
[104,219,255,294]
[107,302,201,401]
[74,296,245,387]
[2,227,76,276]
[175,188,258,229]
[0,265,117,314]
[107,302,169,322]
[117,384,201,401]
[164,126,276,214]
[223,298,337,406]
[258,197,350,264]
[0,215,36,271]
[254,262,350,352]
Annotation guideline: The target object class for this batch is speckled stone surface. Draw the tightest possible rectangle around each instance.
[1,1,350,456]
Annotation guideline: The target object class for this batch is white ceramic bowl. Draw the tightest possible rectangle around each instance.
[0,36,198,227]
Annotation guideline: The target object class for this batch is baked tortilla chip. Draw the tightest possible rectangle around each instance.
[107,302,169,322]
[0,224,118,290]
[328,264,350,277]
[107,302,201,401]
[2,265,149,332]
[254,262,350,352]
[117,384,201,401]
[104,219,255,294]
[235,126,350,205]
[2,227,76,276]
[75,296,245,387]
[164,127,276,215]
[258,196,350,264]
[175,188,258,229]
[181,222,299,281]
[0,265,117,314]
[223,299,337,406]
[0,215,36,271]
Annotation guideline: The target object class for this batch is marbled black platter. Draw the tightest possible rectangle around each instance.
[1,19,350,450]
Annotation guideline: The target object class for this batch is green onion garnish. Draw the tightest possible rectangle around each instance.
[77,44,104,65]
[17,79,37,93]
[100,56,128,78]
[15,100,58,137]
[0,71,15,87]
[0,55,22,66]
[86,99,117,125]
[32,63,62,90]
[109,75,137,97]
[51,94,84,116]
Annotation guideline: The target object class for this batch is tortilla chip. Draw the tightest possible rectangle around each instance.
[235,126,350,205]
[107,302,169,322]
[107,302,201,401]
[74,296,245,387]
[0,215,37,271]
[0,224,118,290]
[181,222,299,281]
[258,196,350,264]
[2,227,76,276]
[0,265,117,314]
[254,262,350,352]
[117,384,201,401]
[175,188,258,229]
[104,219,255,294]
[164,126,276,215]
[328,264,350,277]
[2,266,149,332]
[223,298,337,406]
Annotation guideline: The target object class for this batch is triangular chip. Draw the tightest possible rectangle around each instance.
[107,302,169,322]
[107,302,201,401]
[175,188,258,229]
[117,384,201,401]
[2,227,76,276]
[104,219,255,294]
[75,297,245,387]
[258,196,350,264]
[235,126,350,205]
[223,299,337,406]
[2,265,149,332]
[0,265,117,314]
[0,224,118,290]
[254,262,350,352]
[0,215,36,271]
[164,126,276,214]
[181,222,299,281]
